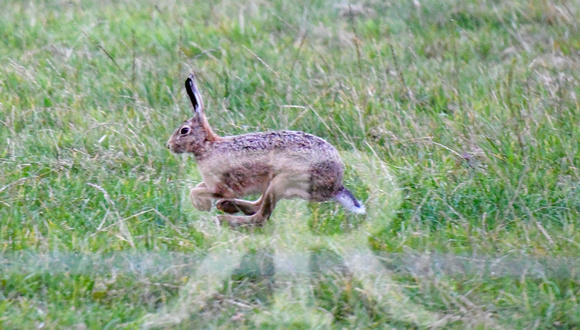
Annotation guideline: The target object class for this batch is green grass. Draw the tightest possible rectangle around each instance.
[1,0,579,328]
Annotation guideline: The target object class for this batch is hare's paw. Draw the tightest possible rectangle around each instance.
[191,198,212,212]
[216,199,259,215]
[189,186,213,212]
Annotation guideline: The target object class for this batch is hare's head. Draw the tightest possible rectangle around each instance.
[167,74,218,155]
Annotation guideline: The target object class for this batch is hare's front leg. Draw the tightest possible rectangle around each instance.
[189,182,214,212]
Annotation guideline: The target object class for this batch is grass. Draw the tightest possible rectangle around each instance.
[1,0,579,328]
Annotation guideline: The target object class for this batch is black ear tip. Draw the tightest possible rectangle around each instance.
[184,74,200,110]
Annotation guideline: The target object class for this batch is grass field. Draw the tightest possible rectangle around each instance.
[1,0,579,328]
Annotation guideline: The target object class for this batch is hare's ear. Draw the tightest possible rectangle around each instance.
[185,74,203,115]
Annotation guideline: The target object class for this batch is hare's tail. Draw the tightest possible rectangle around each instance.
[334,186,366,214]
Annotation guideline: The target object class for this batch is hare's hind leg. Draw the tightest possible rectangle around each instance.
[216,198,261,215]
[189,182,214,212]
[219,173,306,227]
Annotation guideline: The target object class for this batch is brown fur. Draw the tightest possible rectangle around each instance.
[167,74,359,227]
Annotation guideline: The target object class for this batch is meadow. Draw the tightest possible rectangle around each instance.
[1,0,579,328]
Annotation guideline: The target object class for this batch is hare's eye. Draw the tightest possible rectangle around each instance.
[180,127,190,135]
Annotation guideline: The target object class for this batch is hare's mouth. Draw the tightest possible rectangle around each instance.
[170,147,184,154]
[167,143,183,154]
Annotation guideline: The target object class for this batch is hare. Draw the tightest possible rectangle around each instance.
[167,74,365,227]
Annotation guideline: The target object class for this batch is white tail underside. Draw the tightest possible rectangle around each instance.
[335,190,366,214]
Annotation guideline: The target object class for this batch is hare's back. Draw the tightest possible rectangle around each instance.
[216,130,339,158]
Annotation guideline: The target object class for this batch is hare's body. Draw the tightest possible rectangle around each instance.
[168,75,364,226]
[198,130,343,201]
